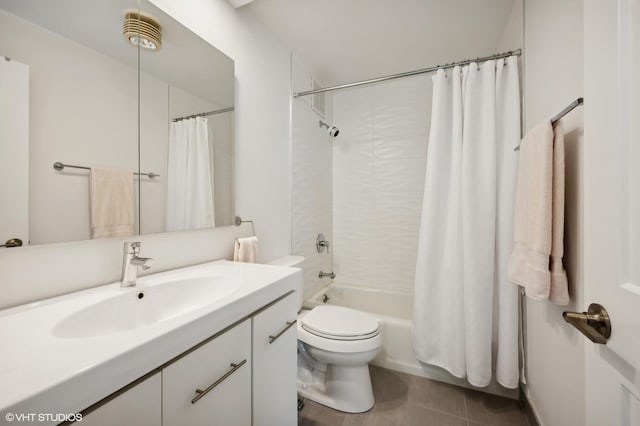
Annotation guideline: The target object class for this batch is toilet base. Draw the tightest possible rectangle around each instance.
[298,364,375,413]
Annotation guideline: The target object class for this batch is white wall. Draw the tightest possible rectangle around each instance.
[523,0,585,425]
[0,0,292,307]
[291,56,333,300]
[497,0,524,52]
[331,77,431,293]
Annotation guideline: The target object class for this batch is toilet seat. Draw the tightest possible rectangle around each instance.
[301,306,379,341]
[302,327,379,341]
[297,306,382,353]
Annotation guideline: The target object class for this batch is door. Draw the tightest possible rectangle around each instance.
[584,1,640,424]
[0,57,29,246]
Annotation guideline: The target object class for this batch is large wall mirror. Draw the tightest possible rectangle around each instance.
[0,0,235,246]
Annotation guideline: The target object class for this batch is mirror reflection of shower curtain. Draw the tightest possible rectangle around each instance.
[413,56,520,389]
[165,117,215,231]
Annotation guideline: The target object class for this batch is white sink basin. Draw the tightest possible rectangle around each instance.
[53,275,239,338]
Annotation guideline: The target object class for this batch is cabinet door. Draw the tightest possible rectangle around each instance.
[81,372,161,426]
[252,292,298,426]
[163,319,251,426]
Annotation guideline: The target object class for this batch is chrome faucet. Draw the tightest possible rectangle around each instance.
[121,242,153,287]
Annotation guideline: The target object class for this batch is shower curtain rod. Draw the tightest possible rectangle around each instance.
[293,49,522,98]
[172,106,234,123]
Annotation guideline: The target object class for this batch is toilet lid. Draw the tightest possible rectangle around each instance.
[301,306,379,339]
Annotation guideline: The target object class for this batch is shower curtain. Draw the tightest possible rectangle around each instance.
[165,117,215,231]
[413,56,520,389]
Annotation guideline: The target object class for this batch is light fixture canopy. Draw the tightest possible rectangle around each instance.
[123,11,161,51]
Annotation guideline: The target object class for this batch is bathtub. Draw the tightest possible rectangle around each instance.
[303,282,518,399]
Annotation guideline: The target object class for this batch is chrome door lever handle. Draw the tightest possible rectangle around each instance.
[563,303,611,344]
[1,238,23,248]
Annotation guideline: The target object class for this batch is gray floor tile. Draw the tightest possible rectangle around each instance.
[370,365,411,404]
[298,400,345,426]
[408,375,468,418]
[464,389,528,426]
[298,366,529,426]
[407,402,467,426]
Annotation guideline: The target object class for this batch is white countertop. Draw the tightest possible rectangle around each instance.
[0,260,301,423]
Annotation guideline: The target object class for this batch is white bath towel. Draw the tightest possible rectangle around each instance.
[234,236,258,263]
[89,167,134,239]
[508,121,569,305]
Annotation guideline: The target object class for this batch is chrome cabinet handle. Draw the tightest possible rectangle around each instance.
[268,320,297,344]
[191,359,247,404]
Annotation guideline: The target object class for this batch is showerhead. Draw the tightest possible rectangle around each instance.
[319,120,340,138]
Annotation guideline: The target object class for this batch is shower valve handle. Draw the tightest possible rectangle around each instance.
[316,233,330,254]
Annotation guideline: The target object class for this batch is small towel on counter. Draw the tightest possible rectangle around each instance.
[234,236,258,263]
[508,121,569,305]
[89,167,134,239]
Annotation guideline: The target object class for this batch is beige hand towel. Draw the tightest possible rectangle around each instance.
[508,121,569,305]
[234,236,258,263]
[548,123,569,305]
[89,167,134,239]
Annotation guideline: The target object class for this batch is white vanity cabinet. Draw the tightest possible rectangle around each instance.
[0,260,303,426]
[80,372,161,426]
[252,292,298,426]
[162,319,252,426]
[72,290,298,426]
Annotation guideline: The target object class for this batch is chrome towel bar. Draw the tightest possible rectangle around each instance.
[235,216,256,237]
[53,161,159,179]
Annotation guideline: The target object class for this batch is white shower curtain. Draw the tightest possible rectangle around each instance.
[413,56,520,389]
[165,117,215,231]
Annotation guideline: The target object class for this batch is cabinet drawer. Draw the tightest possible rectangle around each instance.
[252,292,298,426]
[81,372,161,426]
[163,319,251,426]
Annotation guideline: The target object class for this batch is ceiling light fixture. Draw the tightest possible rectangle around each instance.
[123,11,162,51]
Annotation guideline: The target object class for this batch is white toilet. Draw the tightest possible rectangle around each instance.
[267,256,381,413]
[297,305,382,413]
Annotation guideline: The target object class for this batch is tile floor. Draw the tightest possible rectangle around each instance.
[298,366,530,426]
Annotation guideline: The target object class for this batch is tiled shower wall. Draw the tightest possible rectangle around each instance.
[291,57,333,300]
[332,76,432,293]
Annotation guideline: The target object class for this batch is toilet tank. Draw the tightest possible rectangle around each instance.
[267,256,305,311]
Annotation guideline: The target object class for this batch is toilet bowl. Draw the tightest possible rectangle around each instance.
[297,305,382,413]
